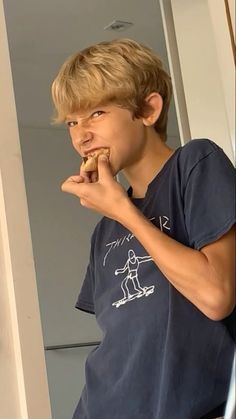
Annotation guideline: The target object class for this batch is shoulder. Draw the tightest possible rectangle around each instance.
[178,138,224,178]
[179,138,218,162]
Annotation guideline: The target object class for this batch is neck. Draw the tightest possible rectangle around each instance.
[123,131,174,198]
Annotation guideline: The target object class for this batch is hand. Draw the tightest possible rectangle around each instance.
[61,154,132,221]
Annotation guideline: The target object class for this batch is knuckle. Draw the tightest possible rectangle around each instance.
[61,182,66,192]
[80,199,87,207]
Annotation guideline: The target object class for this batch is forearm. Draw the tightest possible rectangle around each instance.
[117,202,229,319]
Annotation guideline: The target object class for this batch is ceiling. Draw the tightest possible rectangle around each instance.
[3,0,179,137]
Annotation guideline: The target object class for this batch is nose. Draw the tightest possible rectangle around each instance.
[71,126,94,151]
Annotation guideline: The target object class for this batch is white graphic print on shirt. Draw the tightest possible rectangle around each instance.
[103,216,170,267]
[112,249,155,308]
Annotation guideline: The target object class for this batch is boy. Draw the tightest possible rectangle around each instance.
[52,39,235,419]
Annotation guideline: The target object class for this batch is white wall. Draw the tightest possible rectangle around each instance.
[170,0,235,162]
[19,127,102,346]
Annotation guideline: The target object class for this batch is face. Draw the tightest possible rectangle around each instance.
[65,104,149,175]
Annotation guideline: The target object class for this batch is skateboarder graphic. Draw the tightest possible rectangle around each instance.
[112,249,155,308]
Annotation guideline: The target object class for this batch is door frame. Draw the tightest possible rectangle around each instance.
[0,2,52,418]
[0,0,234,417]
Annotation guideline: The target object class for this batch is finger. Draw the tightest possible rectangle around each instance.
[80,162,92,183]
[97,154,113,181]
[64,174,84,183]
[61,175,84,194]
[91,171,98,183]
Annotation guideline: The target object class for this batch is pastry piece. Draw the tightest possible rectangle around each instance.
[82,148,109,172]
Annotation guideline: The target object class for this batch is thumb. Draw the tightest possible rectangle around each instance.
[97,154,113,181]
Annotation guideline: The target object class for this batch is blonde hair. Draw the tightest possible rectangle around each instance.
[51,38,172,141]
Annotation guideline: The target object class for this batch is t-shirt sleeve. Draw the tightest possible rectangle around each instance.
[75,235,96,314]
[183,144,235,250]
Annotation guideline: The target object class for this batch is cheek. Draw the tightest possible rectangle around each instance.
[111,125,145,169]
[113,119,143,145]
[119,121,145,151]
[69,132,81,154]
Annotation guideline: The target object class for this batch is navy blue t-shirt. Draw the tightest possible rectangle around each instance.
[73,139,235,419]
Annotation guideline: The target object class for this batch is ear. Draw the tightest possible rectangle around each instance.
[142,92,163,126]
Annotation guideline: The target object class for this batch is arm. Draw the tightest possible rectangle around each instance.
[61,154,235,320]
[117,202,235,321]
[137,255,153,263]
[115,263,128,275]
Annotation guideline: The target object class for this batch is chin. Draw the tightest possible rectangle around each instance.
[112,167,119,177]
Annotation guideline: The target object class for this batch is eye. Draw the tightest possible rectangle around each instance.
[91,110,104,119]
[66,121,78,128]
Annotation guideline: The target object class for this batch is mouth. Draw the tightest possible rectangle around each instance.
[83,147,108,157]
[82,148,110,172]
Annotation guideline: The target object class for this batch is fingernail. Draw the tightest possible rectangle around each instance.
[99,155,107,161]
